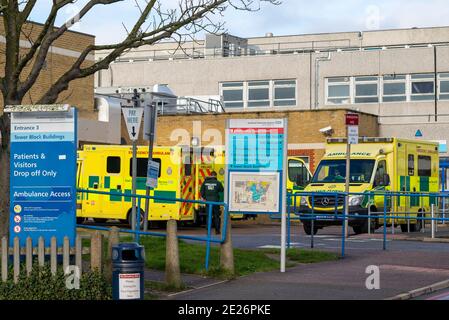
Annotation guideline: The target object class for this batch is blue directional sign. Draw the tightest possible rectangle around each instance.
[9,108,77,247]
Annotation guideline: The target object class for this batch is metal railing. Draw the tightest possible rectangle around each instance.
[287,191,449,258]
[76,189,229,270]
[110,40,449,63]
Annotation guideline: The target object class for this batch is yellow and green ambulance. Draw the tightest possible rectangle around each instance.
[76,145,216,226]
[298,138,439,235]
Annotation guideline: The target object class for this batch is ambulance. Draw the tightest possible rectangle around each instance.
[76,145,219,227]
[76,144,313,226]
[297,138,439,235]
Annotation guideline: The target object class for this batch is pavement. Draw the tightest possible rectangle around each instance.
[163,248,449,300]
[81,220,449,300]
[154,223,449,300]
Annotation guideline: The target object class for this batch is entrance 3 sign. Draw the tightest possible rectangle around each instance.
[9,107,77,247]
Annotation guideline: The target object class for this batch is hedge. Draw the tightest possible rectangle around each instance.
[0,265,111,300]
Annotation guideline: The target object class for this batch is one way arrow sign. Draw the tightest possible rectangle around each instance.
[122,107,144,141]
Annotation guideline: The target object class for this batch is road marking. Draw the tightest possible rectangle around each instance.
[380,265,449,276]
[167,280,229,298]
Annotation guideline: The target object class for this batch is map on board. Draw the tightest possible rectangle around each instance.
[229,172,280,213]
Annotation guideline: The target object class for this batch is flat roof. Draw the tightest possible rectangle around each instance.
[247,25,449,40]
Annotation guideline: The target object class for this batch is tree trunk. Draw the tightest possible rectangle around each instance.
[0,113,11,239]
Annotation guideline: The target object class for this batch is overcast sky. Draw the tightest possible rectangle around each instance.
[28,0,449,44]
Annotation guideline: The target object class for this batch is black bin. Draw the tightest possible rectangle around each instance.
[112,243,145,300]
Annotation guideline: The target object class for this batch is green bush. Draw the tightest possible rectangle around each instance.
[0,265,111,300]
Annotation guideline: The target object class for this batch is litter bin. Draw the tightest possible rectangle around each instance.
[112,243,145,300]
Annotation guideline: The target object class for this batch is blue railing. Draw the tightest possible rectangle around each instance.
[287,191,449,258]
[76,188,229,271]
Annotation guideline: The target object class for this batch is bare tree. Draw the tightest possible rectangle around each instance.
[0,0,279,237]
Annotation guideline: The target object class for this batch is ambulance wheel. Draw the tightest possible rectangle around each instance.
[410,212,424,232]
[127,209,147,230]
[303,222,318,235]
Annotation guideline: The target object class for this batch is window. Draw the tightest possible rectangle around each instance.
[274,80,296,106]
[129,158,161,178]
[418,156,432,177]
[221,82,244,108]
[312,159,375,184]
[248,81,270,107]
[326,77,350,105]
[107,156,121,174]
[439,73,449,100]
[411,74,435,101]
[355,76,379,103]
[288,159,310,186]
[374,160,387,187]
[383,75,406,102]
[408,155,415,176]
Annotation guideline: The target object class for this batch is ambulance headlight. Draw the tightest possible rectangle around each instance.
[349,195,364,207]
[300,196,308,206]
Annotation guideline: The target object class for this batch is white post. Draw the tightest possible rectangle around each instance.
[281,118,288,273]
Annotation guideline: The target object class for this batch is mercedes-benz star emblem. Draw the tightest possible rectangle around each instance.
[321,198,330,206]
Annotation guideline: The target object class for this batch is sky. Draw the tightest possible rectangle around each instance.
[27,0,449,44]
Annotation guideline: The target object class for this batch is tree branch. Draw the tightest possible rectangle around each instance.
[14,0,73,88]
[19,0,37,25]
[18,0,124,99]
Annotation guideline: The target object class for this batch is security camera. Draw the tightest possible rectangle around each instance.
[319,126,334,136]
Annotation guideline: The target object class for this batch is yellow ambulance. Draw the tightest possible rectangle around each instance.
[76,145,217,227]
[298,138,439,235]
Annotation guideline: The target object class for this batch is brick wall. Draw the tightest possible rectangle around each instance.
[0,17,95,119]
[136,109,380,171]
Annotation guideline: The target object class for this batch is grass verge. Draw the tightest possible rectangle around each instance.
[123,235,339,278]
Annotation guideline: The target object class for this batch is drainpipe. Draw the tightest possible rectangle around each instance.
[315,52,332,109]
[434,45,438,122]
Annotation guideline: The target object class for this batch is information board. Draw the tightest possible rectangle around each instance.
[226,119,287,214]
[9,108,77,246]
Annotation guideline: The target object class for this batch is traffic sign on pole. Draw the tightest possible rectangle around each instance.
[146,160,160,189]
[348,125,359,145]
[345,113,359,126]
[122,108,144,141]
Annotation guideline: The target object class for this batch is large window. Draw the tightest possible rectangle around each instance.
[220,79,297,109]
[411,74,435,101]
[326,77,351,105]
[354,76,379,103]
[274,80,296,106]
[248,81,270,107]
[326,73,449,105]
[383,75,406,102]
[222,82,244,108]
[439,73,449,100]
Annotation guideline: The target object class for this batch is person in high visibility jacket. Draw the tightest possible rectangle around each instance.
[200,171,224,234]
